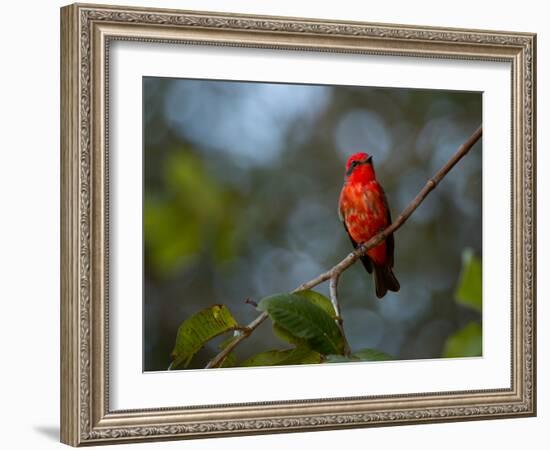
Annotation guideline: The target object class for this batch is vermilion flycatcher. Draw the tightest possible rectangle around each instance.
[338,152,400,298]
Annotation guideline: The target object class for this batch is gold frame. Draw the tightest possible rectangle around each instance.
[60,3,536,446]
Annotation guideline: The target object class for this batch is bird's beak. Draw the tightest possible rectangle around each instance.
[367,155,373,163]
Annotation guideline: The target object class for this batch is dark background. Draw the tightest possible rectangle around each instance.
[143,77,482,371]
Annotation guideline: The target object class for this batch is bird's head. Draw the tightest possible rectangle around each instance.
[345,152,373,177]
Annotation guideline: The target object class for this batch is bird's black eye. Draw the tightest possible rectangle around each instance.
[346,159,363,176]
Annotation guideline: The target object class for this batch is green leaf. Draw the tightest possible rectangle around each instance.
[280,347,323,365]
[455,249,482,312]
[324,354,356,363]
[273,323,305,346]
[443,321,482,358]
[241,346,323,367]
[324,349,394,364]
[171,305,238,369]
[353,348,395,361]
[294,290,336,318]
[241,349,291,367]
[257,293,345,355]
[271,290,335,346]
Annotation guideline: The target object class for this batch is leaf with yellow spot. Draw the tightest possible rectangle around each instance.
[171,305,238,369]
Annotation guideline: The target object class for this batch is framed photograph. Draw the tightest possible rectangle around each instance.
[60,3,536,446]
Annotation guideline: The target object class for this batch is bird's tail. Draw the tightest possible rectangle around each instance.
[374,265,400,299]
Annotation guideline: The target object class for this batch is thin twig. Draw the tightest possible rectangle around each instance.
[244,297,258,308]
[329,272,351,355]
[205,126,482,369]
[204,312,268,368]
[329,275,341,318]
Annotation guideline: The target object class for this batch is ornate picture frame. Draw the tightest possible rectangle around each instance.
[60,3,536,446]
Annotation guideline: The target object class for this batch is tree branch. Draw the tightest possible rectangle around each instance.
[205,125,482,369]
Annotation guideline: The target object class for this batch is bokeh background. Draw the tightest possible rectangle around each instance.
[143,77,482,371]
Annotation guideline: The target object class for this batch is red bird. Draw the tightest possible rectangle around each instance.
[338,152,400,298]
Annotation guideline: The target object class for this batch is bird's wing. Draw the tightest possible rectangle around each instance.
[339,190,373,274]
[379,186,395,268]
[346,222,374,274]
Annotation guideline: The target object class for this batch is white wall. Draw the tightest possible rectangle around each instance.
[0,0,546,449]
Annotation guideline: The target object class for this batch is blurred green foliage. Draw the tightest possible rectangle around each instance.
[443,322,482,358]
[443,249,483,358]
[144,150,239,276]
[455,249,482,313]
